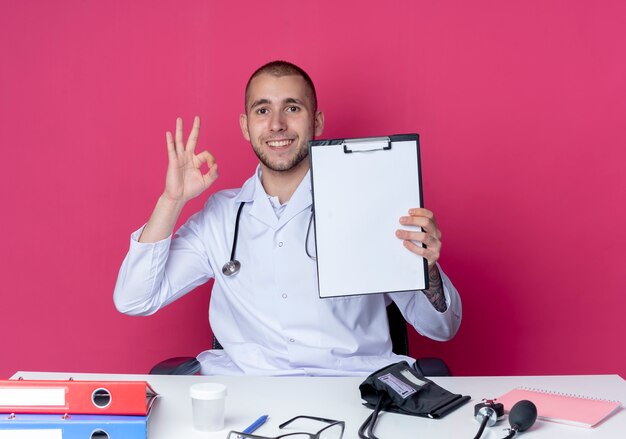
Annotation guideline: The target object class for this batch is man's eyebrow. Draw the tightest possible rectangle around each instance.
[249,98,271,109]
[284,97,305,105]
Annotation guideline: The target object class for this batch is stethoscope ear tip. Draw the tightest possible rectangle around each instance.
[222,260,241,276]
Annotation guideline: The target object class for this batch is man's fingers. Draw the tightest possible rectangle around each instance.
[402,239,440,267]
[399,215,441,240]
[195,150,216,168]
[399,208,441,267]
[408,208,435,219]
[400,215,429,228]
[166,131,175,154]
[395,229,439,248]
[202,163,219,186]
[175,117,184,154]
[195,150,218,184]
[405,208,439,231]
[186,116,200,153]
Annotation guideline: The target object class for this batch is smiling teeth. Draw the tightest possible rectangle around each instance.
[267,140,291,147]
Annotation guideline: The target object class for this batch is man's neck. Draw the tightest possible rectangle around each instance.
[259,160,309,204]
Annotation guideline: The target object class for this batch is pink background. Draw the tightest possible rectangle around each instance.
[1,1,624,378]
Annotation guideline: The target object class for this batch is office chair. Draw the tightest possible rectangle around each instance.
[150,302,451,376]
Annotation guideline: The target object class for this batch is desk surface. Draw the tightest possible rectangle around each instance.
[11,371,626,439]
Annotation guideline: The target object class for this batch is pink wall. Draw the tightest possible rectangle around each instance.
[1,1,624,378]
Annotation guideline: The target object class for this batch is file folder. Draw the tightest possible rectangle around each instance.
[309,134,428,298]
[0,413,147,438]
[0,379,157,415]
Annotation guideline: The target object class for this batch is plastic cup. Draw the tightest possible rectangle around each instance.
[190,382,227,431]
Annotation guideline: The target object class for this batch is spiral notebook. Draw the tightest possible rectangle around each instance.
[497,387,622,428]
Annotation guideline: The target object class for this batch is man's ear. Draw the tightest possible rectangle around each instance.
[240,113,250,141]
[314,111,325,137]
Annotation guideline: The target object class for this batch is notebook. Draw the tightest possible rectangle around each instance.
[497,387,622,428]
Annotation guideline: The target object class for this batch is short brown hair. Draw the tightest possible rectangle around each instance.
[245,60,318,112]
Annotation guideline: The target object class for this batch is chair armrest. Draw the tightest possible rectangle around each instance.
[150,356,201,375]
[414,357,451,376]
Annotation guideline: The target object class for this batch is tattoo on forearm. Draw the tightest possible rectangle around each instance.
[422,267,447,312]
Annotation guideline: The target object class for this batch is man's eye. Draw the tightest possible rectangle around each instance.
[256,108,268,115]
[286,106,300,112]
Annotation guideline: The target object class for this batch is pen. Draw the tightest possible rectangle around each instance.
[242,414,269,434]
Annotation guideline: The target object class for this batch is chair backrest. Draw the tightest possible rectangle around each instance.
[212,302,409,355]
[386,301,409,356]
[385,303,451,375]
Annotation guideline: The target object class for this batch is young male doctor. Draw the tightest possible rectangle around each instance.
[114,60,462,376]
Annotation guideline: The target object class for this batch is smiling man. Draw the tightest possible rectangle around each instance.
[113,60,462,376]
[240,64,324,203]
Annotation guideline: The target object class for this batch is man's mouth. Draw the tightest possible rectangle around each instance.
[266,139,294,148]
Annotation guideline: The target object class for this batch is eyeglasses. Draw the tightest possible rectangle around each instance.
[227,415,345,439]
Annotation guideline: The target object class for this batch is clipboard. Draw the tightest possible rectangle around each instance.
[309,134,428,298]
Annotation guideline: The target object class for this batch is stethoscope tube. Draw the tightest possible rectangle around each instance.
[221,202,246,276]
[222,202,316,277]
[305,206,316,261]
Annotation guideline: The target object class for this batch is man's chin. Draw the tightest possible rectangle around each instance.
[261,159,303,173]
[254,149,309,173]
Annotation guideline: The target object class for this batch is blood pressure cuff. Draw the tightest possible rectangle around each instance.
[359,361,471,419]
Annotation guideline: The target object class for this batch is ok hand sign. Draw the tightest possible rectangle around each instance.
[163,116,218,204]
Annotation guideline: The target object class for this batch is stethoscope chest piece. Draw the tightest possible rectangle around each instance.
[222,259,241,276]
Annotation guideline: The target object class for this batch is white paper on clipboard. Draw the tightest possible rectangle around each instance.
[309,134,428,298]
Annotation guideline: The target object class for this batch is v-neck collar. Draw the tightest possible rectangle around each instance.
[234,166,312,230]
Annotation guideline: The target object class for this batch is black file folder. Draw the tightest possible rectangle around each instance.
[309,134,428,298]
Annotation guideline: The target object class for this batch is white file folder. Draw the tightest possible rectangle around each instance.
[309,134,428,298]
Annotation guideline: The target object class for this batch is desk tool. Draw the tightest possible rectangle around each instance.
[0,413,148,438]
[0,379,157,415]
[242,415,268,434]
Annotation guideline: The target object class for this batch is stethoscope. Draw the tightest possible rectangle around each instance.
[221,202,316,276]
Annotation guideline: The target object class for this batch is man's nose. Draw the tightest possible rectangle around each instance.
[269,111,286,131]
